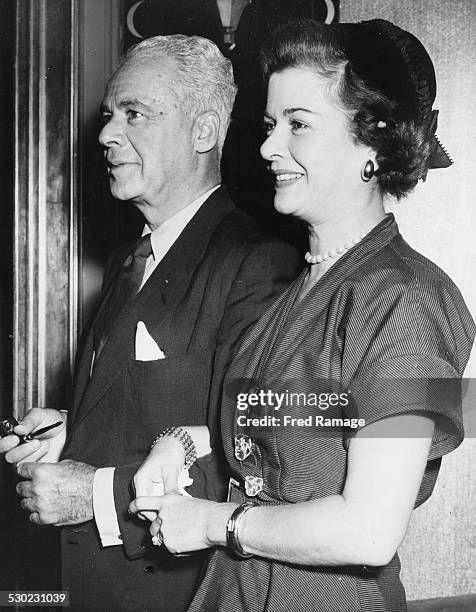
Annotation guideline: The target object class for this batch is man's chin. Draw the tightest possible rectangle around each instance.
[109,182,139,202]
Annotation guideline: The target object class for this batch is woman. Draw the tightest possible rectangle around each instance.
[130,19,475,611]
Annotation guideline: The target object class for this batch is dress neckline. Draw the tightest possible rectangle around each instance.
[290,213,399,318]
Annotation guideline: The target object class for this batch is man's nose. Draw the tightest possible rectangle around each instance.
[260,127,287,162]
[98,116,124,148]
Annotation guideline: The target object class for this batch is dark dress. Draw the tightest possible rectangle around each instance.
[188,214,475,612]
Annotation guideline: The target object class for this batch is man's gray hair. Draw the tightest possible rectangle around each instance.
[123,34,237,153]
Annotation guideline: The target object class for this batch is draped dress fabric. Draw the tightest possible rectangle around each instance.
[188,214,475,612]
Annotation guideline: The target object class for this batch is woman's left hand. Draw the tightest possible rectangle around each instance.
[129,494,234,554]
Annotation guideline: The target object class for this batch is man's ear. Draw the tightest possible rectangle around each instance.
[193,111,220,153]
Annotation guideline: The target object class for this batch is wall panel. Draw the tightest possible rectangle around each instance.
[13,0,78,416]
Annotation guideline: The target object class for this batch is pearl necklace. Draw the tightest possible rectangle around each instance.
[305,232,367,265]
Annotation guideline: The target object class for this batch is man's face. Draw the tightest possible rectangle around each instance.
[99,58,197,220]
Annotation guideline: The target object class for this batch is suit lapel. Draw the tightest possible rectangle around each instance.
[73,188,234,428]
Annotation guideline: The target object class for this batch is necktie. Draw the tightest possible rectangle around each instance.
[94,234,153,357]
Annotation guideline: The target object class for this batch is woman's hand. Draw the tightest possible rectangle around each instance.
[129,495,235,554]
[133,426,211,521]
[133,437,186,521]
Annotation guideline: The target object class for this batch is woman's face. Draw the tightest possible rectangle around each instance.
[261,67,372,225]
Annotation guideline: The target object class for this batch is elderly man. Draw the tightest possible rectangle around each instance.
[1,35,299,611]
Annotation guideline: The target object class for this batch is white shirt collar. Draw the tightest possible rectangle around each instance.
[141,184,221,266]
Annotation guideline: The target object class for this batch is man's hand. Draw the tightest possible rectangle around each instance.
[0,408,66,465]
[16,459,96,526]
[133,437,185,521]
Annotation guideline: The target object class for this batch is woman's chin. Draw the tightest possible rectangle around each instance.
[273,194,298,217]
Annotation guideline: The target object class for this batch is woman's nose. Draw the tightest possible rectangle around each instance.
[260,127,287,161]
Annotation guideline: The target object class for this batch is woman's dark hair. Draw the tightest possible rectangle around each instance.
[261,20,437,199]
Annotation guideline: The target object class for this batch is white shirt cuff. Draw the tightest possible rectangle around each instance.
[93,467,122,547]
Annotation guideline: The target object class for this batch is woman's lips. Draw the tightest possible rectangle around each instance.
[273,171,304,186]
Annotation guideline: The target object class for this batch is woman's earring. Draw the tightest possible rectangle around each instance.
[361,160,375,182]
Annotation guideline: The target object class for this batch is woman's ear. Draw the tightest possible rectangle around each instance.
[193,111,220,153]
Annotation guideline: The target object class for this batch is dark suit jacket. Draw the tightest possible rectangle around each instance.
[60,188,300,612]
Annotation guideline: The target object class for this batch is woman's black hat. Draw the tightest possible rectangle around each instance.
[338,19,452,170]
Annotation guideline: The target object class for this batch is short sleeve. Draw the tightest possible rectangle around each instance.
[341,278,475,461]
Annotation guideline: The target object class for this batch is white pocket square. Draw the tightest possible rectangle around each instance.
[135,321,166,361]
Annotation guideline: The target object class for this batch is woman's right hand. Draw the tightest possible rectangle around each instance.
[0,408,67,465]
[133,437,186,521]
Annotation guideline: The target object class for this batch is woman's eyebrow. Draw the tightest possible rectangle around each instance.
[283,107,320,116]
